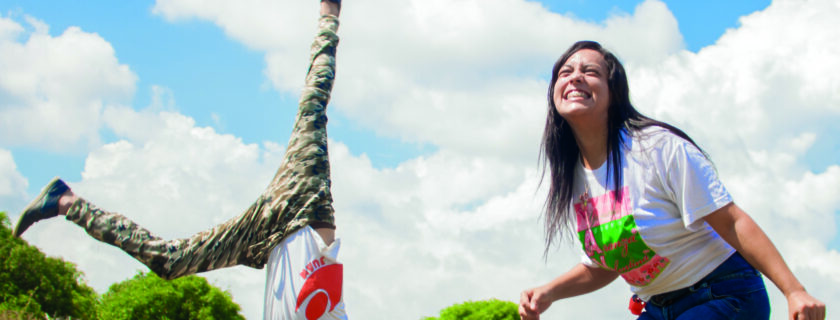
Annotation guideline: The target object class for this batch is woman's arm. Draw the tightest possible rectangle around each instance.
[519,263,619,320]
[705,203,826,320]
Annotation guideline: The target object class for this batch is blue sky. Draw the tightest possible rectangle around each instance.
[2,1,838,319]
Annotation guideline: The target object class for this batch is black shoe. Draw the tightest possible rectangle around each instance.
[14,177,70,237]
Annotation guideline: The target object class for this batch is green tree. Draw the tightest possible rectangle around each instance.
[0,211,99,319]
[99,270,244,320]
[424,298,519,320]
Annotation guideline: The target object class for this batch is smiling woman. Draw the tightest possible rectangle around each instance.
[519,40,826,320]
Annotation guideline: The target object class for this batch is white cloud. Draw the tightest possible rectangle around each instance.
[84,110,284,231]
[330,141,561,317]
[0,148,28,213]
[0,14,136,152]
[628,0,840,238]
[0,14,24,39]
[328,0,683,159]
[20,107,286,319]
[151,0,684,164]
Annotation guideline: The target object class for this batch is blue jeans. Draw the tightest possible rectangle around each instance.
[637,252,770,320]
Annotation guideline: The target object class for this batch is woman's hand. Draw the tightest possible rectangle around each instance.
[518,263,619,319]
[519,285,554,320]
[787,290,826,320]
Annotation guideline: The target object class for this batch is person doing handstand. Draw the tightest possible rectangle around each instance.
[14,0,344,313]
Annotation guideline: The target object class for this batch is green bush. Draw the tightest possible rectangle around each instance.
[425,298,519,320]
[1,210,244,319]
[0,211,99,319]
[99,271,244,320]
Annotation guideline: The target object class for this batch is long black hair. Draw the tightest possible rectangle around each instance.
[539,40,702,253]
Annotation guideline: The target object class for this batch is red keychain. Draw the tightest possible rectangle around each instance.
[629,295,646,316]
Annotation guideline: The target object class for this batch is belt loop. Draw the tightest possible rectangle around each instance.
[691,281,709,291]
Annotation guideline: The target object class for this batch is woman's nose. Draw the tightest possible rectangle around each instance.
[569,71,584,83]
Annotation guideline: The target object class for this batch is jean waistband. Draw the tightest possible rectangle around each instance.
[649,252,757,306]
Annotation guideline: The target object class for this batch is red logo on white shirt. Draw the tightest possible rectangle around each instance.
[296,257,343,320]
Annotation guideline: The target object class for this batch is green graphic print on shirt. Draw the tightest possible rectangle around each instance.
[576,186,670,286]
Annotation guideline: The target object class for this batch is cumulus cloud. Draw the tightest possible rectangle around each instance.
[10,0,840,319]
[0,14,136,152]
[628,0,840,253]
[19,106,286,316]
[151,0,684,165]
[0,149,28,212]
[328,0,683,159]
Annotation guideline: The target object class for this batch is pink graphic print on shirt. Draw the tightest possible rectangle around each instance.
[576,186,669,287]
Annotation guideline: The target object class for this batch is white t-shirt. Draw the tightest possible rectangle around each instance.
[263,226,346,320]
[574,127,734,300]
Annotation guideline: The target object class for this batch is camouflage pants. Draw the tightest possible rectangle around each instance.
[65,15,340,280]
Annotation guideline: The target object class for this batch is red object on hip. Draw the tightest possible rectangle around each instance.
[629,295,646,316]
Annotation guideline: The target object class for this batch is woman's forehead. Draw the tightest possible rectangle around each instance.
[564,49,606,67]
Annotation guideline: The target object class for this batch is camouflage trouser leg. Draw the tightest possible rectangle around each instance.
[64,15,340,280]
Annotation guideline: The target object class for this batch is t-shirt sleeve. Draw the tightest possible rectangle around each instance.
[664,137,733,231]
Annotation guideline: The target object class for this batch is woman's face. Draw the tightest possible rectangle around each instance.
[553,49,610,123]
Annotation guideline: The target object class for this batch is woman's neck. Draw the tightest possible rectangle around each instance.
[571,122,609,170]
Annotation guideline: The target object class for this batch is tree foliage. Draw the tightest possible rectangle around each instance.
[1,210,244,319]
[99,271,244,320]
[0,211,99,319]
[424,298,519,320]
